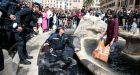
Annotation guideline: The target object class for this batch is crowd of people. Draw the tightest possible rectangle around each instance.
[38,7,98,31]
[103,7,140,33]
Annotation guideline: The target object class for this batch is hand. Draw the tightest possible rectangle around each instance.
[44,43,49,46]
[100,34,104,40]
[75,48,80,52]
[10,15,16,20]
[33,27,38,33]
[0,11,2,18]
[110,41,114,46]
[16,27,23,32]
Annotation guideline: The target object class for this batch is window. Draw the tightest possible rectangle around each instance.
[121,1,125,7]
[118,2,120,7]
[113,2,115,6]
[135,0,139,5]
[129,0,133,5]
[96,0,98,2]
[73,0,76,2]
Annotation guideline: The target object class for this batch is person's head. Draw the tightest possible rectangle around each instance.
[133,18,136,22]
[107,9,111,14]
[45,6,49,11]
[55,26,65,34]
[33,3,41,13]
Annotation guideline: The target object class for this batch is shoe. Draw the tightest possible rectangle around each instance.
[20,60,31,65]
[26,56,33,59]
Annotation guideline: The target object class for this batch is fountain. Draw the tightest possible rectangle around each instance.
[119,29,140,57]
[73,16,140,75]
[38,29,93,75]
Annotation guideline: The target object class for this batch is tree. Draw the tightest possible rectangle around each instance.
[83,0,94,7]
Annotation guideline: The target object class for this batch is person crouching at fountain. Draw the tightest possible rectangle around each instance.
[44,25,80,70]
[131,18,138,34]
[101,12,119,62]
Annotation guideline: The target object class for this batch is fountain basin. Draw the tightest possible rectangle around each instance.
[74,36,140,75]
[119,30,140,56]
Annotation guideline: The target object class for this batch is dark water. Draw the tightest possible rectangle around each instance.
[38,47,93,75]
[38,34,93,75]
[84,39,140,75]
[108,51,140,75]
[38,32,140,75]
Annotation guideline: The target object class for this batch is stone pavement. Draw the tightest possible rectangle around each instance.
[17,32,52,75]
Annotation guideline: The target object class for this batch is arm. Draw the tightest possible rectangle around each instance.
[66,35,80,52]
[15,8,31,25]
[66,39,75,50]
[12,8,31,32]
[110,21,118,46]
[102,31,107,37]
[113,21,118,40]
[44,33,55,46]
[100,31,106,40]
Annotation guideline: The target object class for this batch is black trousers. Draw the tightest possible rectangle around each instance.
[50,50,72,67]
[77,18,80,27]
[14,31,28,61]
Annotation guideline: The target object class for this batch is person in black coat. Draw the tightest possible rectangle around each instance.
[0,0,20,49]
[13,3,41,65]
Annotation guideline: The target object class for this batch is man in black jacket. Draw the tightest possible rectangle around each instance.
[13,3,41,65]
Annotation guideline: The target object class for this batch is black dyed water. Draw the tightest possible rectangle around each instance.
[84,39,140,75]
[38,50,93,75]
[38,35,93,75]
[108,51,140,75]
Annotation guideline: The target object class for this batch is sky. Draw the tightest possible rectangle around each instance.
[34,0,42,3]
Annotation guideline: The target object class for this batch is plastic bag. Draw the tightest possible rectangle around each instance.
[92,40,110,63]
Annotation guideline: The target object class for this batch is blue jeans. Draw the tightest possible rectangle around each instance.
[110,42,117,52]
[105,41,117,52]
[106,41,118,63]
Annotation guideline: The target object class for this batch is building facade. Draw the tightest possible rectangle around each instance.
[92,0,101,9]
[45,0,83,9]
[100,0,140,11]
